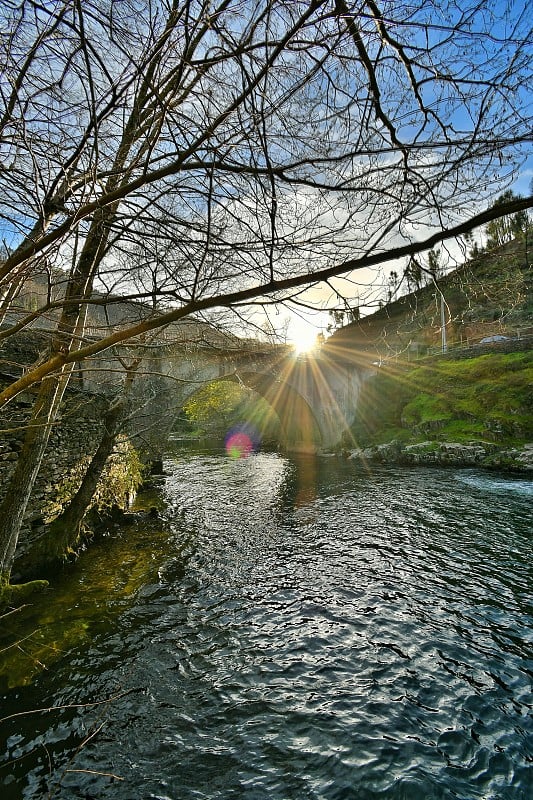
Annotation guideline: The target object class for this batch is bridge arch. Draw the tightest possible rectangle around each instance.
[85,341,374,460]
[169,369,323,452]
[226,370,322,451]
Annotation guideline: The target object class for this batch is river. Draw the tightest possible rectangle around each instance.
[1,443,532,799]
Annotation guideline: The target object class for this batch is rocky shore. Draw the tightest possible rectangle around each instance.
[344,440,533,472]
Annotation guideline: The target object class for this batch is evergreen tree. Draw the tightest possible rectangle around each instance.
[427,249,443,281]
[485,191,529,248]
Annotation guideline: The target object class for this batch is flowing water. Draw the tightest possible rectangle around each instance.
[0,445,532,799]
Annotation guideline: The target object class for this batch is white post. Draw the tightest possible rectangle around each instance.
[440,292,447,353]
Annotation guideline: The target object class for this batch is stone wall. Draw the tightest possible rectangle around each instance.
[425,335,533,361]
[0,388,102,545]
[0,381,142,576]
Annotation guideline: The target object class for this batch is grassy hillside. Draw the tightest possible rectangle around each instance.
[327,237,532,360]
[348,351,533,448]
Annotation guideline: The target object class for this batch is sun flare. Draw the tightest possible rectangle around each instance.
[290,326,318,355]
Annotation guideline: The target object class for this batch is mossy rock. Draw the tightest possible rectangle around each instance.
[0,573,48,612]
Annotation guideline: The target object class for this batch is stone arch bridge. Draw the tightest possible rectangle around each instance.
[81,339,375,457]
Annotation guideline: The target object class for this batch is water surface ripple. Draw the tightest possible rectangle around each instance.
[1,451,532,799]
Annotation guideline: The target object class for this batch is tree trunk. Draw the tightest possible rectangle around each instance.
[48,357,139,544]
[0,210,110,579]
[0,370,69,576]
[31,394,132,566]
[0,13,171,579]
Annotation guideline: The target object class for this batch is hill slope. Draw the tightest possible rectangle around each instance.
[327,237,532,361]
[322,238,532,468]
[349,351,532,449]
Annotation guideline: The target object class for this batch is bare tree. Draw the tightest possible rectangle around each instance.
[0,0,532,591]
[31,357,142,567]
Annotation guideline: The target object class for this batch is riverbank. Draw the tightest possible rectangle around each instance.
[341,439,533,472]
[341,350,532,473]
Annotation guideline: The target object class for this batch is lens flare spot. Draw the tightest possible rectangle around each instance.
[225,427,259,459]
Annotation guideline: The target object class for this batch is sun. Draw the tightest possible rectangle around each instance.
[290,324,318,355]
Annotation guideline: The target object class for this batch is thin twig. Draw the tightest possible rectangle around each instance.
[0,630,39,655]
[0,603,30,620]
[0,687,139,724]
[65,768,124,781]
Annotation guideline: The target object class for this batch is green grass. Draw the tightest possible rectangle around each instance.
[349,351,532,447]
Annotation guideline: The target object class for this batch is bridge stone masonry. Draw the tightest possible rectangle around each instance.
[0,320,376,468]
[81,335,377,460]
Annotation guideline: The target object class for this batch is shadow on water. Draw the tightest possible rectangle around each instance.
[0,509,179,691]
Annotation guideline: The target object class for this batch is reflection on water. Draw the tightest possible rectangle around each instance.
[1,448,532,800]
[292,451,319,508]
